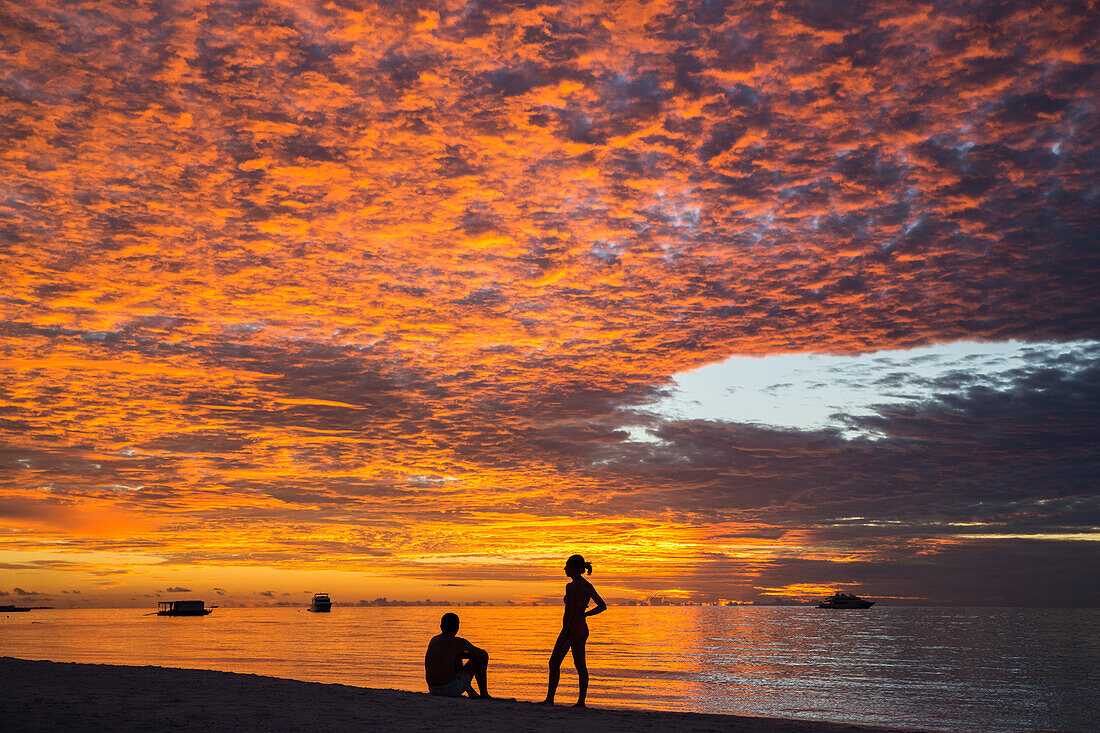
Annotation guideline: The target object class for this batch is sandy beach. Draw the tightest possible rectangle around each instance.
[2,656,922,733]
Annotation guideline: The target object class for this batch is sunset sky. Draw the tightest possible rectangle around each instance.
[2,0,1097,608]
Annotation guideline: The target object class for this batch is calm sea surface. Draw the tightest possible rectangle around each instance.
[2,606,1096,732]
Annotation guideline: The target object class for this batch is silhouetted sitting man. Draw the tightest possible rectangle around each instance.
[424,612,491,698]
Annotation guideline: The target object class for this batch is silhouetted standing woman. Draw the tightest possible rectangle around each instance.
[539,554,607,707]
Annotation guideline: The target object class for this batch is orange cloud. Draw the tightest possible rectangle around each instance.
[1,0,1097,606]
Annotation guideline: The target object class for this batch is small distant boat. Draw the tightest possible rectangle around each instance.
[0,605,31,612]
[157,600,212,616]
[308,593,332,612]
[817,592,874,609]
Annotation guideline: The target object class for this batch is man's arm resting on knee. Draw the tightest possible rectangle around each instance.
[460,638,488,662]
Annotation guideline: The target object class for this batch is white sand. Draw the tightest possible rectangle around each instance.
[2,656,922,732]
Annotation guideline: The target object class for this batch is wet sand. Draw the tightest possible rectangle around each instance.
[2,656,923,732]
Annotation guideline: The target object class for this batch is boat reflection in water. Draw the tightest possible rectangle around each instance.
[816,592,874,609]
[157,600,213,616]
[308,593,332,612]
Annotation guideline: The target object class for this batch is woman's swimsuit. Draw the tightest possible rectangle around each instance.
[564,587,590,641]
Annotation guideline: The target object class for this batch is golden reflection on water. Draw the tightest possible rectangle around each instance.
[2,606,1097,733]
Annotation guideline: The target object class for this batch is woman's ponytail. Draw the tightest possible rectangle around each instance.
[566,554,592,575]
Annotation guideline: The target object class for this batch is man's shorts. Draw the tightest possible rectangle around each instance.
[428,670,473,697]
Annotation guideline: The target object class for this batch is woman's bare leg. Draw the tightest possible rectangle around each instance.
[570,639,588,707]
[539,633,571,704]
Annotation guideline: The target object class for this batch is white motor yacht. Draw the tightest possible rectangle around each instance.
[816,591,874,609]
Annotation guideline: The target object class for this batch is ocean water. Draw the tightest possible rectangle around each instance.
[2,605,1096,732]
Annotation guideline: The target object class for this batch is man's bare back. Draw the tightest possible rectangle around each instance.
[425,633,479,686]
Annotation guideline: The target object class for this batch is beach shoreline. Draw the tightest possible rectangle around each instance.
[2,656,924,732]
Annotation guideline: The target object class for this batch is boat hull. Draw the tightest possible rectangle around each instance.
[308,604,332,612]
[157,609,213,616]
